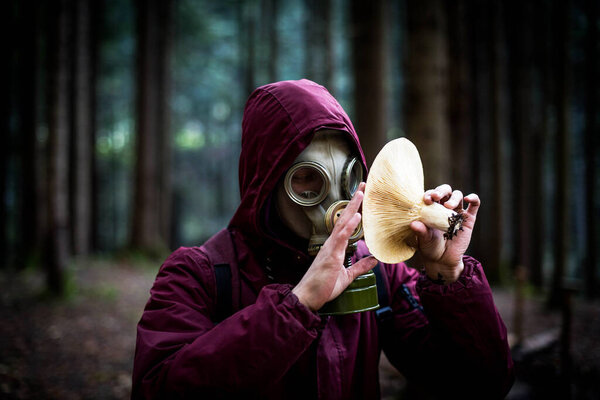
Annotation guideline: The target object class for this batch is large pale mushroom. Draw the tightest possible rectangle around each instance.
[363,138,465,264]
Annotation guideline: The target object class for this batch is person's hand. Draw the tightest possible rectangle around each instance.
[409,184,480,284]
[292,183,378,311]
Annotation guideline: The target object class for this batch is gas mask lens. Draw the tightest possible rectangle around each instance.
[343,158,364,198]
[284,162,330,206]
[284,157,364,207]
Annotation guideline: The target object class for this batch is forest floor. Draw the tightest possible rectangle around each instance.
[1,258,599,400]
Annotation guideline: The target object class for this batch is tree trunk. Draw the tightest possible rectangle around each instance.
[528,0,548,288]
[539,0,554,293]
[239,1,256,97]
[446,0,472,189]
[584,0,598,299]
[549,0,571,307]
[404,0,450,187]
[351,0,387,167]
[157,1,172,248]
[90,0,101,253]
[472,1,499,280]
[45,0,72,294]
[15,0,41,267]
[131,0,173,254]
[35,0,49,261]
[265,0,278,82]
[71,0,94,256]
[304,0,332,89]
[0,0,11,267]
[505,0,536,284]
[488,0,509,283]
[304,0,316,82]
[322,0,333,91]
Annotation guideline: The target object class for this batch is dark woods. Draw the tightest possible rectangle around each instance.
[2,0,599,306]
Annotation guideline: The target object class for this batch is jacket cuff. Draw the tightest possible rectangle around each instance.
[416,255,480,295]
[273,284,322,330]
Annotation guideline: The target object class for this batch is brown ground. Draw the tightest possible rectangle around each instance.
[0,258,599,399]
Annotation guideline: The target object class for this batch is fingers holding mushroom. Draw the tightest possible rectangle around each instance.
[462,193,480,227]
[444,190,463,210]
[424,185,464,208]
[424,184,453,204]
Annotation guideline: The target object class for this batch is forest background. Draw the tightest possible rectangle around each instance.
[2,0,599,399]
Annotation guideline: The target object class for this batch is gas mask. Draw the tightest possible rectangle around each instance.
[276,131,365,256]
[275,131,379,315]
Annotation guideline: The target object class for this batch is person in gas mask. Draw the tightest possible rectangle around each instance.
[132,79,514,399]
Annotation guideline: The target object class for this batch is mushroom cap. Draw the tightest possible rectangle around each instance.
[363,138,425,263]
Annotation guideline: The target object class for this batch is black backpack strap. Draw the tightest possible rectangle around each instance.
[202,228,241,323]
[373,262,424,325]
[373,262,393,323]
[213,263,232,323]
[400,283,424,312]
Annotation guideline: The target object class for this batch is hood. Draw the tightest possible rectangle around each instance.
[229,79,367,256]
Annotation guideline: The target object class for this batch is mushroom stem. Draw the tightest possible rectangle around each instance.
[418,202,466,240]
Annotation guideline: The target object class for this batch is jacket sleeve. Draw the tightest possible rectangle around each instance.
[131,247,322,399]
[380,256,514,399]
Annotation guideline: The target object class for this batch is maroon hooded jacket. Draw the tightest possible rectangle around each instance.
[132,79,514,399]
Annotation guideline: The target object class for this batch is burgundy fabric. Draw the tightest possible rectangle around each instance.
[132,80,514,399]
